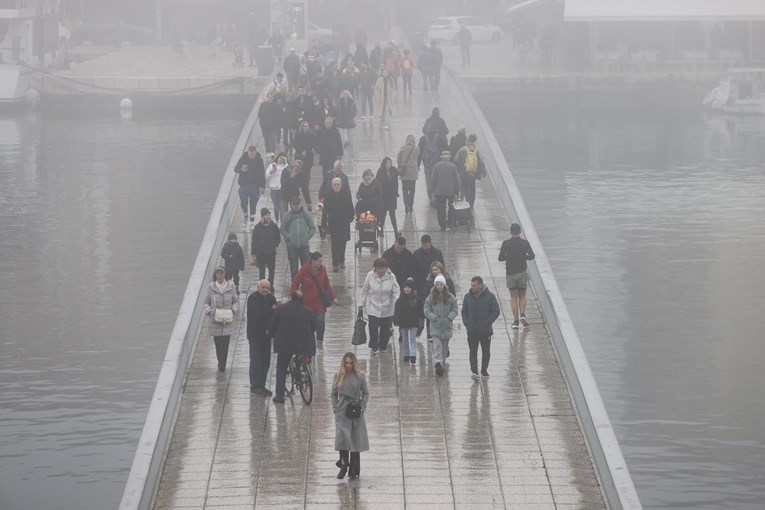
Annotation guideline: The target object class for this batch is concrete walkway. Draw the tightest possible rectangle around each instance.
[152,78,607,510]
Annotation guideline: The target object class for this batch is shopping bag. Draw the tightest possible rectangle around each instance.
[352,310,367,346]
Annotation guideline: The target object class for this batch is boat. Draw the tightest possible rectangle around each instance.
[0,0,67,107]
[704,68,765,115]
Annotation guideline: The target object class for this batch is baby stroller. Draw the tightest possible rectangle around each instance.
[355,211,379,252]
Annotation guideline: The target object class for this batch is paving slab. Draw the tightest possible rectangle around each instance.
[152,73,606,509]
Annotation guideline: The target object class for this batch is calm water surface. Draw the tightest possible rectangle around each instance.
[479,96,765,509]
[0,111,243,510]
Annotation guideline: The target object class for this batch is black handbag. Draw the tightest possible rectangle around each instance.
[352,310,367,345]
[345,380,363,418]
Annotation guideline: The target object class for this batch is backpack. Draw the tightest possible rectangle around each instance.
[402,58,412,71]
[464,146,478,176]
[423,133,440,168]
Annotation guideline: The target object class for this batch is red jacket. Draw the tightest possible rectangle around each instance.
[290,264,336,313]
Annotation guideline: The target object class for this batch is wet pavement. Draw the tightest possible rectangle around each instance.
[153,81,607,509]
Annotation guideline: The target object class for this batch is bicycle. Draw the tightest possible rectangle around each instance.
[286,353,313,405]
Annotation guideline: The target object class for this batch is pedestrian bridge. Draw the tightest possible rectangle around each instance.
[120,69,640,510]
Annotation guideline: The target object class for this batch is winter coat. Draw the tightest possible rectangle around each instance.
[258,100,280,131]
[246,291,277,343]
[281,167,311,205]
[290,264,336,314]
[284,52,300,81]
[315,104,337,127]
[292,130,315,162]
[396,141,419,181]
[412,247,444,285]
[221,241,245,273]
[355,180,384,219]
[449,132,467,158]
[318,169,351,203]
[359,68,376,91]
[314,126,343,167]
[430,160,460,197]
[340,68,360,96]
[280,207,316,249]
[293,96,315,127]
[381,246,414,287]
[321,190,355,242]
[422,115,449,136]
[335,98,357,129]
[456,143,486,181]
[394,294,423,328]
[234,151,266,187]
[376,166,399,210]
[423,293,458,340]
[203,280,240,337]
[369,46,382,71]
[418,132,449,169]
[270,299,317,356]
[251,220,281,257]
[430,46,443,68]
[332,372,370,452]
[373,76,397,117]
[417,51,432,73]
[461,287,501,335]
[360,268,401,318]
[422,276,456,303]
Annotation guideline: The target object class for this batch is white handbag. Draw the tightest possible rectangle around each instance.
[213,292,234,324]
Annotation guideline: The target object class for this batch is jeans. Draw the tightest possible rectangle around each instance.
[435,195,453,228]
[431,65,441,90]
[462,179,476,208]
[257,253,276,286]
[270,189,283,222]
[401,327,417,357]
[424,165,433,199]
[432,335,450,365]
[213,335,230,369]
[249,339,271,389]
[368,315,392,352]
[287,244,310,281]
[379,206,398,234]
[275,351,291,399]
[467,333,491,374]
[422,72,431,91]
[380,98,390,127]
[331,237,347,268]
[401,181,416,211]
[402,74,412,96]
[340,128,352,145]
[239,185,260,218]
[315,312,326,342]
[264,129,277,153]
[361,88,373,115]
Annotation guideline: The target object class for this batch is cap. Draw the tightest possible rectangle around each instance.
[228,232,238,241]
[441,150,451,158]
[260,208,271,217]
[434,275,446,286]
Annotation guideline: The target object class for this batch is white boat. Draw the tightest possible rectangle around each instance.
[704,68,765,115]
[0,0,67,107]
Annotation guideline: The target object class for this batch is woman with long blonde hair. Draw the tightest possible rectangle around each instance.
[331,352,369,480]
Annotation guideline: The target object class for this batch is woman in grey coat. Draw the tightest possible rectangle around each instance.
[332,352,370,480]
[423,275,458,377]
[203,266,240,371]
[396,134,419,212]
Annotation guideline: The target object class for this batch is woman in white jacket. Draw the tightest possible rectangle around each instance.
[266,152,289,222]
[359,257,400,354]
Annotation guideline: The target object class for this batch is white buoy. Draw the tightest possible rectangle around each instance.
[120,98,133,110]
[25,88,40,108]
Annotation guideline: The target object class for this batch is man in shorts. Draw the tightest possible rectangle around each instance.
[498,223,535,329]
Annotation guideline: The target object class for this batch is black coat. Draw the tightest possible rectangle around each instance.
[251,220,281,257]
[234,152,266,187]
[314,126,343,167]
[321,190,355,242]
[258,100,280,131]
[271,299,317,355]
[221,241,245,272]
[355,180,384,219]
[375,166,399,210]
[283,52,300,83]
[314,104,337,127]
[394,294,423,328]
[281,167,311,204]
[319,170,351,203]
[292,131,314,162]
[381,246,414,286]
[449,132,467,158]
[412,246,445,284]
[246,291,277,343]
[369,46,382,71]
[422,115,449,136]
[292,95,315,127]
[335,98,357,129]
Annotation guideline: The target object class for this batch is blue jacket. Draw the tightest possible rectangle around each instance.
[461,287,500,335]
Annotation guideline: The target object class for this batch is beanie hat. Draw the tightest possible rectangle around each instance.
[434,275,446,286]
[228,232,237,241]
[403,278,416,289]
[261,208,271,217]
[440,150,451,158]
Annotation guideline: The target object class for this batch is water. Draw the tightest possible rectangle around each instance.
[0,111,244,510]
[479,96,765,509]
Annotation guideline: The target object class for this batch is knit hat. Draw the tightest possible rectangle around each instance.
[228,232,237,241]
[261,208,271,217]
[403,278,416,289]
[434,275,446,286]
[440,150,451,158]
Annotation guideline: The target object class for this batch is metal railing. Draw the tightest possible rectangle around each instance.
[118,90,266,510]
[444,67,642,510]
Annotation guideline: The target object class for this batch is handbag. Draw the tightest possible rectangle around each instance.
[345,379,363,418]
[213,292,233,324]
[309,270,332,308]
[351,310,367,345]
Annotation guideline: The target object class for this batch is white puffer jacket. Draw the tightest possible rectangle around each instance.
[360,268,401,318]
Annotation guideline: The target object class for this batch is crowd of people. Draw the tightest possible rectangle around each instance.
[201,32,536,482]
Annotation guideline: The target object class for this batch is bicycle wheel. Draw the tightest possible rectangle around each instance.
[299,362,313,405]
[287,358,298,396]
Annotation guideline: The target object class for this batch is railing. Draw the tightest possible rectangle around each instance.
[118,89,266,510]
[444,67,642,510]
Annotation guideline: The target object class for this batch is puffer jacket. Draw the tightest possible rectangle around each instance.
[203,280,240,337]
[360,268,401,318]
[423,293,458,340]
[461,287,500,335]
[280,207,316,249]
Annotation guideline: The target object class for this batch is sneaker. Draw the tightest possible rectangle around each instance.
[380,346,389,353]
[520,314,530,327]
[241,218,248,228]
[360,115,366,120]
[435,363,444,376]
[511,320,520,329]
[481,370,490,378]
[409,357,416,366]
[272,396,285,404]
[262,387,273,395]
[471,372,480,382]
[371,350,379,356]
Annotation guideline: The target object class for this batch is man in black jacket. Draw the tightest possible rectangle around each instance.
[247,279,278,396]
[461,276,500,380]
[412,234,444,289]
[498,223,536,329]
[270,291,317,403]
[251,208,281,286]
[382,236,414,288]
[315,116,343,175]
[259,94,280,153]
[234,145,266,228]
[281,160,311,208]
[283,48,300,92]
